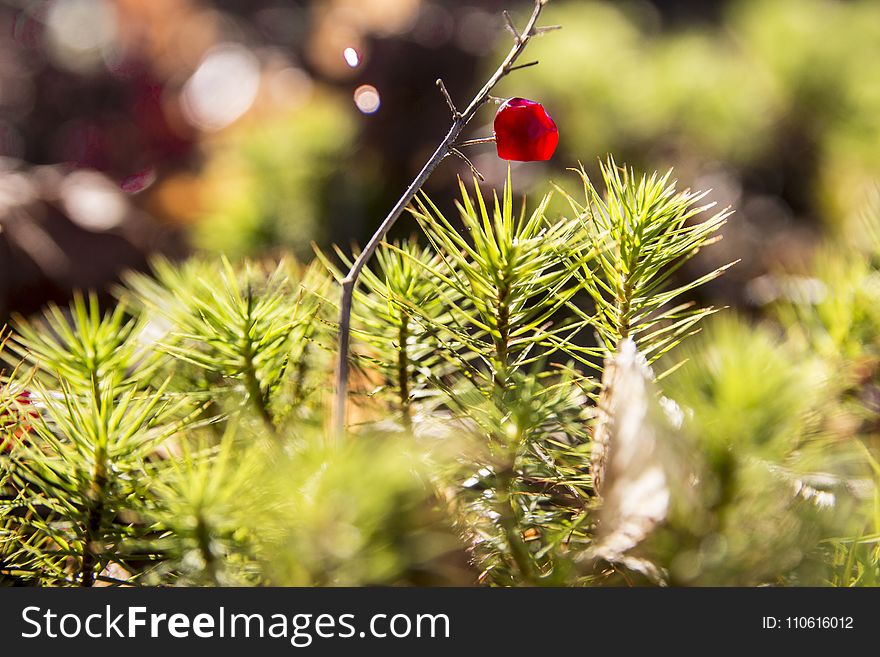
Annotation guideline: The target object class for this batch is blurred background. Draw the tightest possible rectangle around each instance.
[1,0,879,326]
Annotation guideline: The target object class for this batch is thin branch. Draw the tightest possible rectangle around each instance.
[503,11,521,43]
[533,25,562,35]
[507,60,539,73]
[449,148,485,182]
[331,0,556,440]
[436,78,461,119]
[455,136,497,148]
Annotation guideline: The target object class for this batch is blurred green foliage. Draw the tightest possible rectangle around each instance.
[657,318,852,585]
[257,434,467,586]
[193,97,356,258]
[512,0,880,226]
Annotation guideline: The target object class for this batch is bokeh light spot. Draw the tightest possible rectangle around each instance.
[343,47,361,68]
[60,170,128,232]
[181,44,260,132]
[353,85,381,114]
[45,0,118,73]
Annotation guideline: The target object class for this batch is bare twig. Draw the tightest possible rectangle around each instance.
[436,78,461,119]
[454,136,497,148]
[533,25,562,35]
[503,11,521,43]
[507,60,539,73]
[331,0,555,440]
[449,148,485,182]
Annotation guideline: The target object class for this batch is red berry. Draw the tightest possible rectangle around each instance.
[493,98,559,162]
